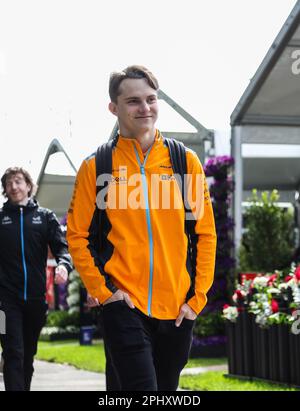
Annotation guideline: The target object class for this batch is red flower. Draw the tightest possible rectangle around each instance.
[271,299,279,313]
[295,266,300,281]
[285,275,293,282]
[235,290,243,299]
[291,309,297,316]
[223,304,229,309]
[267,274,277,285]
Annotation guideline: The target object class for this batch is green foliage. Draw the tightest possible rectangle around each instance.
[266,313,291,326]
[239,189,294,272]
[185,357,227,367]
[179,371,298,391]
[46,310,80,328]
[37,340,106,373]
[194,312,225,337]
[36,340,225,374]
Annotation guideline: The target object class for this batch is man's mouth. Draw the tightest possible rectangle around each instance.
[135,116,152,119]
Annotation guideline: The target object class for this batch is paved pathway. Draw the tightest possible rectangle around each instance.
[0,360,227,391]
[0,360,106,391]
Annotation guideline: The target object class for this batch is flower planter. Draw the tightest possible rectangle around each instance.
[226,321,237,375]
[251,316,269,379]
[227,318,295,385]
[257,326,269,379]
[226,315,248,377]
[224,266,300,386]
[241,311,253,377]
[268,325,280,383]
[251,316,259,377]
[278,324,290,384]
[234,315,244,376]
[289,332,300,386]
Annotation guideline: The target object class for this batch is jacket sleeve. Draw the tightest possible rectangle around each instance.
[47,211,73,273]
[185,150,217,315]
[66,157,117,303]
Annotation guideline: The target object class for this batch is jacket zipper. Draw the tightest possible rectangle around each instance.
[133,144,154,317]
[20,207,28,301]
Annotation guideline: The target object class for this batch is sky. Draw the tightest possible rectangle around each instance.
[0,0,298,192]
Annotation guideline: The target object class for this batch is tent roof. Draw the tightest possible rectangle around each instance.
[35,139,76,219]
[231,1,300,126]
[243,157,300,191]
[36,174,75,219]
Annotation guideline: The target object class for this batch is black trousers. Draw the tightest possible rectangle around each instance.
[101,300,194,391]
[0,295,47,391]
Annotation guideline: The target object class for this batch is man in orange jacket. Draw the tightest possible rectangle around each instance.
[67,65,217,391]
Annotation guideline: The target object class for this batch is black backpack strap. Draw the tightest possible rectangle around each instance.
[96,139,114,191]
[164,137,198,300]
[94,136,118,248]
[164,137,187,199]
[95,136,119,199]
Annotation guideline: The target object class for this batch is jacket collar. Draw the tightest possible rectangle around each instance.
[116,129,162,151]
[3,198,39,212]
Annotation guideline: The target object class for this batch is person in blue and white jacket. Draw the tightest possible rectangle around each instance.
[0,167,72,391]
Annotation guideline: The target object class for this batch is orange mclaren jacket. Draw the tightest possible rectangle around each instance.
[67,131,217,320]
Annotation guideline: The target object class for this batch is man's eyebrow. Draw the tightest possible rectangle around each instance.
[7,177,23,182]
[124,96,139,101]
[124,94,157,101]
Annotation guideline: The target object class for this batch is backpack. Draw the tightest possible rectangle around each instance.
[95,136,198,297]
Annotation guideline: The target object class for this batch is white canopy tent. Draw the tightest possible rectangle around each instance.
[35,139,76,220]
[231,0,300,255]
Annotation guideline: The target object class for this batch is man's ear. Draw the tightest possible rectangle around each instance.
[108,102,118,116]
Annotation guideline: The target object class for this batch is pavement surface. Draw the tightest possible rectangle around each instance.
[0,360,106,391]
[0,359,227,391]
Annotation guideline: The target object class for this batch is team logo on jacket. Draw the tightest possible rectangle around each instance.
[159,174,176,181]
[32,216,42,224]
[1,216,12,225]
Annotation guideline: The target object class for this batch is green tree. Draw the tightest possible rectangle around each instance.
[239,189,294,272]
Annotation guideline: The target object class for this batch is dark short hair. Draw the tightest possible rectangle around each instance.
[1,167,34,198]
[109,65,159,103]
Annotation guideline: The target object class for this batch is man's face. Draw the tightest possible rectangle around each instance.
[5,173,31,205]
[109,78,158,137]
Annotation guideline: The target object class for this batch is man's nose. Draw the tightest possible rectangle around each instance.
[139,101,150,112]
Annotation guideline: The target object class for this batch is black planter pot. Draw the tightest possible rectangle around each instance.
[234,315,245,376]
[251,316,259,378]
[289,332,300,386]
[226,320,237,375]
[259,327,269,380]
[278,324,290,384]
[253,323,269,380]
[241,311,253,377]
[268,325,280,383]
[227,314,296,385]
[226,312,254,378]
